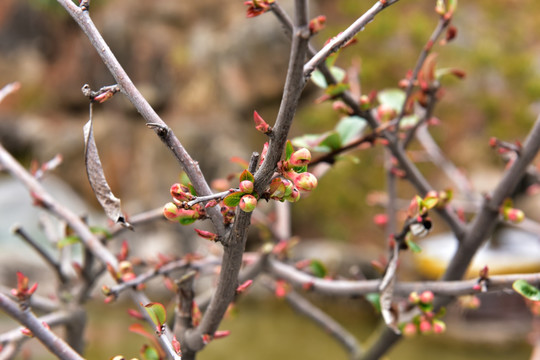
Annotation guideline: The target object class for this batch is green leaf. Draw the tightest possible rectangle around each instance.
[239,169,254,183]
[143,302,167,328]
[309,260,327,278]
[319,132,342,151]
[292,165,308,174]
[285,140,295,161]
[335,116,367,145]
[399,115,420,129]
[365,293,381,313]
[377,89,406,112]
[513,279,540,301]
[224,191,244,207]
[406,238,422,253]
[58,235,80,249]
[325,52,339,68]
[179,217,197,226]
[310,67,346,89]
[291,134,329,153]
[325,83,350,97]
[89,226,112,240]
[141,345,160,360]
[423,196,439,210]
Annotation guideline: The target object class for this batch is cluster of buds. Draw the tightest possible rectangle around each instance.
[401,290,446,336]
[163,183,205,225]
[274,146,318,202]
[500,198,525,224]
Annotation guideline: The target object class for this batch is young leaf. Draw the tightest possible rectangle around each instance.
[513,280,540,301]
[285,140,295,161]
[309,260,327,278]
[377,89,406,113]
[223,191,244,207]
[140,345,160,360]
[311,70,328,89]
[365,293,381,313]
[58,235,81,248]
[84,117,131,229]
[143,302,167,329]
[239,169,255,183]
[335,116,367,145]
[319,132,342,151]
[406,238,422,253]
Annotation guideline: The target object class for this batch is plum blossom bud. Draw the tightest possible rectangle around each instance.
[289,148,312,167]
[408,291,420,304]
[419,320,432,334]
[163,202,181,221]
[505,208,524,223]
[239,180,254,194]
[285,188,301,203]
[239,195,257,213]
[419,290,434,304]
[293,172,318,192]
[402,322,417,337]
[170,183,193,202]
[432,320,446,334]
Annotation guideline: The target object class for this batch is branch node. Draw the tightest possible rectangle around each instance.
[80,0,90,11]
[146,122,170,137]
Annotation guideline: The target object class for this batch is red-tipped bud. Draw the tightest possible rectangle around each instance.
[309,15,326,34]
[239,195,257,213]
[419,290,434,304]
[172,335,181,354]
[163,202,181,221]
[373,213,388,227]
[289,148,312,167]
[402,322,417,337]
[432,319,446,334]
[194,229,218,242]
[21,328,33,337]
[213,330,231,339]
[253,111,270,133]
[236,279,253,294]
[293,172,318,192]
[239,180,254,194]
[376,104,396,122]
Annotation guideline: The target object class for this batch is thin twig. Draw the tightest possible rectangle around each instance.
[0,294,84,360]
[303,0,400,78]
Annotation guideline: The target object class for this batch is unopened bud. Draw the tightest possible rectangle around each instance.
[293,172,318,192]
[289,148,312,167]
[432,319,446,334]
[419,320,432,334]
[419,290,434,304]
[163,202,181,221]
[239,195,257,213]
[239,180,254,194]
[170,183,193,202]
[402,322,417,337]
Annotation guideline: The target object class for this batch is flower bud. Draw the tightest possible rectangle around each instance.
[505,208,524,223]
[170,183,193,202]
[163,202,181,221]
[432,320,446,334]
[408,291,420,304]
[419,320,432,334]
[239,180,254,194]
[239,195,257,213]
[419,290,434,304]
[293,172,318,192]
[402,322,417,337]
[285,187,301,203]
[289,148,312,167]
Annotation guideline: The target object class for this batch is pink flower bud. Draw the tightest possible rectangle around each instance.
[432,320,446,334]
[239,180,254,194]
[419,320,432,334]
[505,208,524,223]
[376,104,397,122]
[402,322,417,337]
[170,183,193,202]
[373,213,388,227]
[289,148,312,167]
[163,202,181,221]
[239,195,257,213]
[293,172,318,192]
[419,290,434,304]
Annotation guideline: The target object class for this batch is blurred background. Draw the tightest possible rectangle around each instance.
[1,0,540,359]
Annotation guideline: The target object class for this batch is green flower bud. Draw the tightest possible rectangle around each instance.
[239,194,257,213]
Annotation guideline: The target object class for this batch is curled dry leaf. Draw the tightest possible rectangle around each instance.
[84,116,132,229]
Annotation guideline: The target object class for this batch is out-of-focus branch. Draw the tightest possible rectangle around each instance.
[0,293,84,360]
[263,277,363,360]
[303,0,400,78]
[54,0,224,235]
[0,143,118,269]
[174,271,197,360]
[12,225,67,284]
